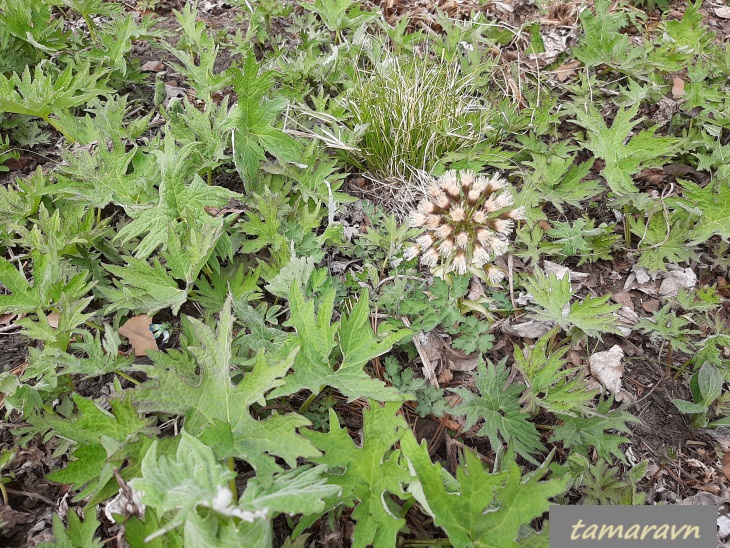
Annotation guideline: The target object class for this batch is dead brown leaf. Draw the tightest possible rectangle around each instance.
[467,278,486,302]
[588,345,634,403]
[659,268,696,297]
[204,205,245,217]
[437,367,453,386]
[671,76,685,99]
[641,299,661,313]
[611,291,634,310]
[4,156,31,171]
[141,60,165,72]
[555,59,581,82]
[119,315,159,356]
[567,349,582,368]
[501,319,553,339]
[616,307,638,336]
[723,452,730,481]
[0,313,16,325]
[419,331,479,372]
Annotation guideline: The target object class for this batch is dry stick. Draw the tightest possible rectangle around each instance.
[401,316,439,388]
[428,420,446,456]
[374,275,428,290]
[5,488,55,506]
[507,253,516,309]
[632,183,675,253]
[632,345,668,406]
[446,435,493,466]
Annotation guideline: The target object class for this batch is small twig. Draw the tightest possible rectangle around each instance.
[631,372,666,406]
[428,420,446,455]
[633,347,668,406]
[374,275,427,290]
[401,317,439,388]
[633,183,675,252]
[445,435,493,466]
[5,488,55,506]
[507,253,515,309]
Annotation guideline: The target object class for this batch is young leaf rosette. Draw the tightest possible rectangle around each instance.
[404,170,524,282]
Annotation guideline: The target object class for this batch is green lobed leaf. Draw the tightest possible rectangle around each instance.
[525,154,600,213]
[238,464,340,516]
[451,357,545,464]
[523,268,621,338]
[163,214,224,284]
[629,211,697,272]
[302,401,412,548]
[0,249,94,315]
[675,178,730,244]
[222,52,303,184]
[114,136,237,259]
[402,435,569,547]
[39,511,102,548]
[572,0,639,69]
[100,258,189,316]
[45,389,157,503]
[573,103,680,195]
[0,61,108,120]
[134,432,338,547]
[268,285,411,402]
[134,297,319,482]
[55,141,157,209]
[236,188,292,254]
[132,431,238,539]
[0,255,39,312]
[550,398,639,464]
[513,328,596,416]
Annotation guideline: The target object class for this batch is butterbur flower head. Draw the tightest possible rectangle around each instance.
[467,188,483,205]
[405,170,521,280]
[426,184,442,198]
[471,177,489,195]
[421,247,440,267]
[453,250,467,275]
[437,223,454,239]
[416,233,436,249]
[426,214,443,228]
[418,201,437,215]
[459,170,475,189]
[492,192,513,210]
[485,264,505,284]
[473,244,490,266]
[485,174,505,193]
[439,170,458,188]
[404,244,420,261]
[410,212,426,228]
[490,236,509,257]
[450,206,466,223]
[508,206,526,220]
[438,237,454,257]
[440,171,461,199]
[435,193,451,210]
[489,218,514,235]
[476,227,492,248]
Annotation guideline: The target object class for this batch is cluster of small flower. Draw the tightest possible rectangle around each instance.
[404,170,524,281]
